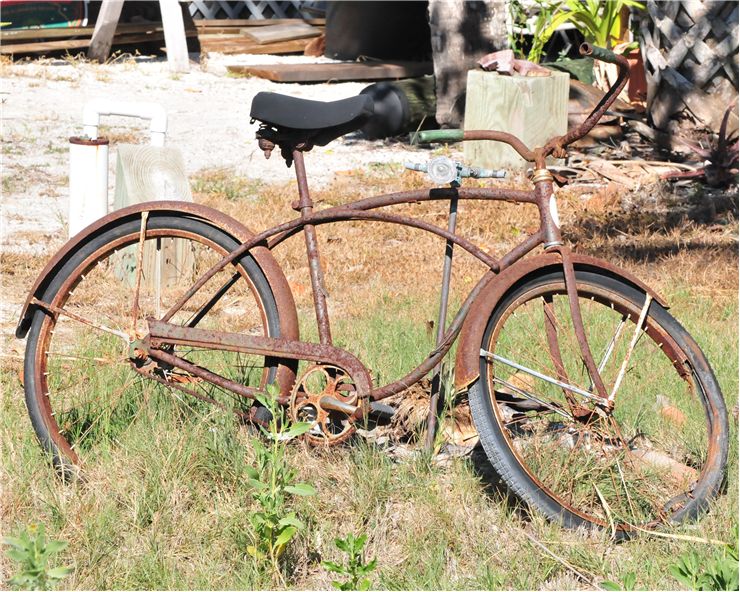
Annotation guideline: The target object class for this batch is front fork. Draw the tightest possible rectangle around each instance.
[533,169,611,407]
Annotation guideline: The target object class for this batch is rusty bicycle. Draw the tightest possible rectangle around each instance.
[18,45,729,537]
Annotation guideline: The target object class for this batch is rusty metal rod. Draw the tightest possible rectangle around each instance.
[147,318,372,400]
[294,149,333,345]
[543,43,630,158]
[557,246,609,399]
[425,191,459,450]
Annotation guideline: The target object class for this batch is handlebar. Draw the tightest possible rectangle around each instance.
[412,43,630,167]
[543,43,630,158]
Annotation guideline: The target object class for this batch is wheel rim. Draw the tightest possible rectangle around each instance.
[32,219,276,465]
[484,280,712,530]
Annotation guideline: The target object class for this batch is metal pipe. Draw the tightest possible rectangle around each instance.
[425,191,458,450]
[480,349,605,404]
[82,99,168,146]
[293,149,333,345]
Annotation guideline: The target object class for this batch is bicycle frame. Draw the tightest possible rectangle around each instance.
[144,43,636,424]
[17,43,636,427]
[146,144,612,409]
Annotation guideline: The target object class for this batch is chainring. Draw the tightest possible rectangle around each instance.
[289,364,359,446]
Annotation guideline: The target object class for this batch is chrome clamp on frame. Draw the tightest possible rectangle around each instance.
[405,156,506,187]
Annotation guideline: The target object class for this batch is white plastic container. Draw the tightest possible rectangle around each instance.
[68,136,109,237]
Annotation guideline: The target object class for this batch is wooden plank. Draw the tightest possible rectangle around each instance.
[225,61,433,82]
[160,0,189,72]
[196,25,323,35]
[88,0,124,62]
[0,22,187,42]
[194,18,325,27]
[464,70,570,170]
[114,145,194,291]
[1,38,90,54]
[200,38,311,55]
[1,30,197,55]
[241,22,319,44]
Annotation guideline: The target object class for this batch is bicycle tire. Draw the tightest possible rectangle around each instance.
[24,213,290,471]
[468,269,728,535]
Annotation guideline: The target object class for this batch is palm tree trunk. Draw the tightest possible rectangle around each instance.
[428,0,508,127]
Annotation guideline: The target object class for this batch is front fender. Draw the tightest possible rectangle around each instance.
[16,200,299,344]
[454,253,667,392]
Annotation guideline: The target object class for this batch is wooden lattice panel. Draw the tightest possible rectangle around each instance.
[188,0,322,20]
[639,0,739,130]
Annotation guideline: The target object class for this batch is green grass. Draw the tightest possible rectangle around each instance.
[2,277,737,590]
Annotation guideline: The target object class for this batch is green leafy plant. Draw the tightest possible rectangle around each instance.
[542,0,644,50]
[509,0,566,64]
[246,385,316,583]
[601,571,637,591]
[323,532,378,591]
[670,529,739,592]
[3,523,73,590]
[670,543,739,591]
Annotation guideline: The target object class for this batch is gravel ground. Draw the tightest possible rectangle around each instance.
[1,53,432,253]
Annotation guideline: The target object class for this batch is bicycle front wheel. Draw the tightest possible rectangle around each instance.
[24,212,290,471]
[469,269,728,535]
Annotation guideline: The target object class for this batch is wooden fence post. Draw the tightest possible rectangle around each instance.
[87,0,124,63]
[160,0,190,72]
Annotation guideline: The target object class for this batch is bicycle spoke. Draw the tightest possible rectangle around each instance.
[32,298,130,341]
[483,349,604,405]
[609,294,652,402]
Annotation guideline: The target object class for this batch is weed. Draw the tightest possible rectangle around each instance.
[322,532,377,591]
[669,535,739,591]
[191,167,263,201]
[246,385,316,584]
[601,571,637,591]
[3,523,73,590]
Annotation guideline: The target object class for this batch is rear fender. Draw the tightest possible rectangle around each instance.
[454,253,667,392]
[16,201,299,393]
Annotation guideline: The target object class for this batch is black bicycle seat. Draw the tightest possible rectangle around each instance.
[251,92,374,146]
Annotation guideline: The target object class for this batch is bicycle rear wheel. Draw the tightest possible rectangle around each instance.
[23,213,291,470]
[469,269,728,535]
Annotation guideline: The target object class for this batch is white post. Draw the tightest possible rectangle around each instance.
[68,137,109,237]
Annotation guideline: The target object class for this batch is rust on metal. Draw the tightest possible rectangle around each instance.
[542,43,629,160]
[146,318,372,404]
[542,294,580,409]
[557,246,609,399]
[69,136,110,146]
[16,200,300,396]
[463,129,535,162]
[453,252,670,391]
[293,149,333,345]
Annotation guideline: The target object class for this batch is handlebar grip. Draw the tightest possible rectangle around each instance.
[579,43,618,65]
[414,129,464,144]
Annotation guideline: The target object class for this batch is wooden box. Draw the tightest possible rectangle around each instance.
[464,70,569,170]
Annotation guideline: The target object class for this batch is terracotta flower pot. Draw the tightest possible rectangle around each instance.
[625,48,647,103]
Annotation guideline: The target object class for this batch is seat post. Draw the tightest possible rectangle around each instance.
[293,148,333,345]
